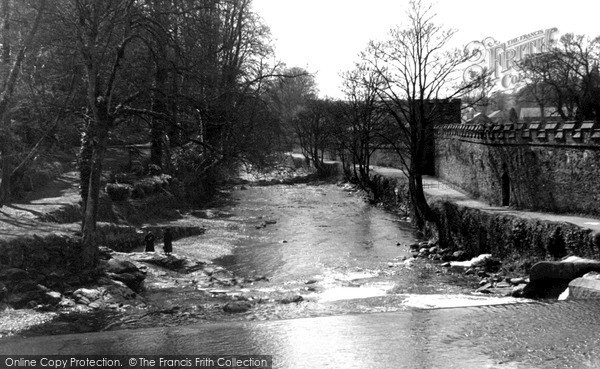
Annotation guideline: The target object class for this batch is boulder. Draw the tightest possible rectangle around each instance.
[0,268,31,282]
[110,272,145,291]
[452,250,466,260]
[521,279,571,299]
[74,288,101,302]
[42,291,63,305]
[106,259,139,274]
[568,272,600,299]
[529,257,600,282]
[103,281,137,302]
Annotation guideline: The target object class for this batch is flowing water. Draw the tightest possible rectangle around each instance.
[2,182,600,368]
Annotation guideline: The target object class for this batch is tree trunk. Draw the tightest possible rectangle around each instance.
[408,169,437,233]
[81,120,110,268]
[78,127,93,209]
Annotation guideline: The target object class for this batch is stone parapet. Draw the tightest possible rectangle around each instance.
[435,121,600,147]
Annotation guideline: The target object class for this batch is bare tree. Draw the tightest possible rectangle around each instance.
[340,61,387,184]
[292,98,337,176]
[0,0,47,206]
[519,33,600,121]
[364,0,486,230]
[267,67,317,150]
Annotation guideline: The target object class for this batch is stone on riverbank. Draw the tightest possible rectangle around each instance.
[106,259,139,274]
[567,272,600,299]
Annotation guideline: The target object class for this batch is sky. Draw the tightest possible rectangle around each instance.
[252,0,600,99]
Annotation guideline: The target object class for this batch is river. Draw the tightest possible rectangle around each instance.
[1,182,600,368]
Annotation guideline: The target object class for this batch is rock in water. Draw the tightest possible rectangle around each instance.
[223,302,251,313]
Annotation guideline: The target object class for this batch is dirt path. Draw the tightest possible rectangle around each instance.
[0,171,80,240]
[371,166,600,234]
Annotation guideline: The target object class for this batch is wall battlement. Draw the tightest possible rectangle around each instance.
[435,121,600,147]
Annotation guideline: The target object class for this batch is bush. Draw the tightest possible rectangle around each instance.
[147,164,162,175]
[131,174,172,199]
[105,183,133,201]
[114,172,134,184]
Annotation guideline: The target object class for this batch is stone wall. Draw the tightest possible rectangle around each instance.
[435,121,600,216]
[431,198,600,272]
[0,225,205,281]
[366,169,600,272]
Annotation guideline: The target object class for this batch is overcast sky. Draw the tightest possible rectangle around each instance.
[252,0,600,99]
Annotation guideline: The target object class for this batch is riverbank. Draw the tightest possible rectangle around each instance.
[370,166,600,297]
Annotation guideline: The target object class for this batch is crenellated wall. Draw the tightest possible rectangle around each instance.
[434,121,600,216]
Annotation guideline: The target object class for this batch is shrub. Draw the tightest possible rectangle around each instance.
[114,172,134,184]
[131,174,172,199]
[105,183,133,201]
[147,164,162,175]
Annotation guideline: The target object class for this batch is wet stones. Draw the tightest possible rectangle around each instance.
[475,275,529,296]
[405,240,531,297]
[408,240,467,263]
